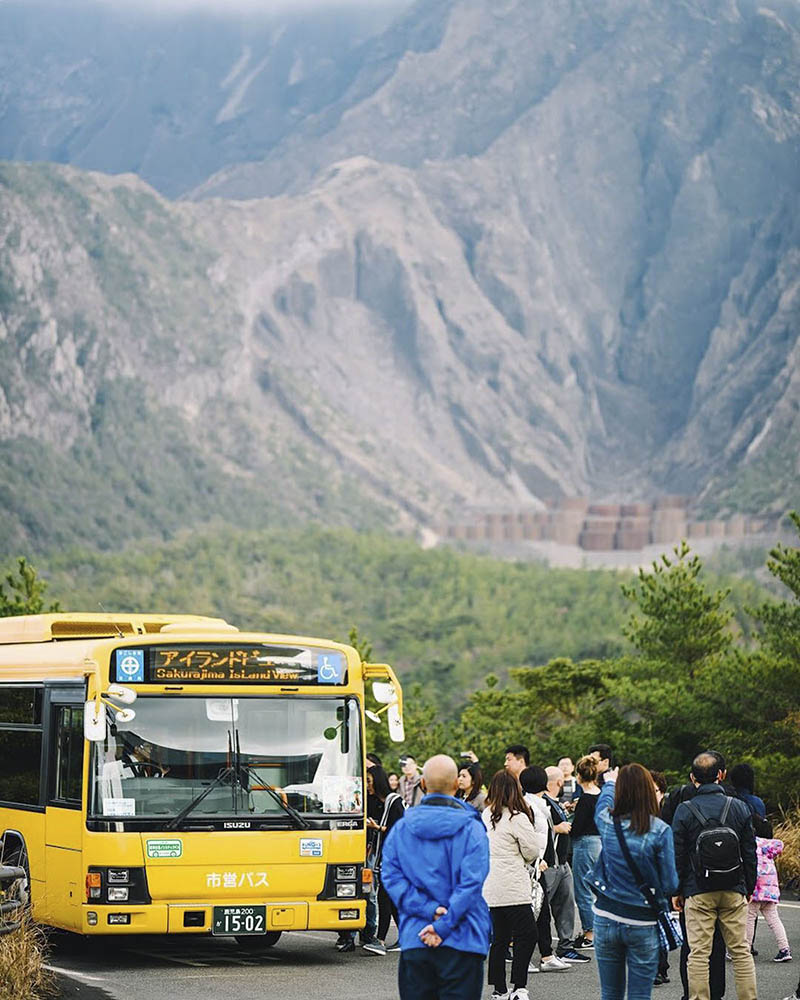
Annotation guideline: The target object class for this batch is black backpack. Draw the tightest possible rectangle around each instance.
[685,797,742,888]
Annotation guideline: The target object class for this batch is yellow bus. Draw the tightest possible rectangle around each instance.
[0,613,403,946]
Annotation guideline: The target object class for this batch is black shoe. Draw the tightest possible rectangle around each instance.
[337,939,355,953]
[559,949,591,964]
[653,973,669,986]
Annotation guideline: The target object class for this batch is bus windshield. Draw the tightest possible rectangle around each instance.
[89,696,362,826]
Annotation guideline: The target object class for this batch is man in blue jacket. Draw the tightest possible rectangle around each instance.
[380,754,491,1000]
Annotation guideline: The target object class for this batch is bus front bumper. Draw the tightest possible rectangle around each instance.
[81,899,365,934]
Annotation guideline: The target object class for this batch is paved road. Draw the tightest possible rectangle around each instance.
[49,904,800,1000]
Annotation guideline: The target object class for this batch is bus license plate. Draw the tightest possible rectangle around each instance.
[212,905,266,936]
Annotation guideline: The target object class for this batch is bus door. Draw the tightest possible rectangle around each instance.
[44,684,85,930]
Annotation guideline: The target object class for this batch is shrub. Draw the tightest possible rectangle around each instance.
[0,914,52,1000]
[774,805,800,890]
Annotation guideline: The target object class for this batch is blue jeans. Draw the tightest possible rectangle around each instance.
[572,835,602,933]
[594,914,659,1000]
[363,850,378,941]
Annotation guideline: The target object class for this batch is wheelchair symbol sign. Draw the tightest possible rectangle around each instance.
[317,653,344,684]
[116,649,144,683]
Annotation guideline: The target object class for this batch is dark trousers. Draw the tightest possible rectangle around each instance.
[399,946,484,1000]
[378,882,398,942]
[488,904,537,994]
[533,877,553,959]
[679,909,726,1000]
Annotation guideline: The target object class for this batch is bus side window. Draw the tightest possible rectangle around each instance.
[0,684,44,807]
[51,705,83,806]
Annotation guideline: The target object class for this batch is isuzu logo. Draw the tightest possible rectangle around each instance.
[223,821,252,829]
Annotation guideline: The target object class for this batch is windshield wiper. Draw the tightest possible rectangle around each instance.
[165,766,240,831]
[240,762,309,829]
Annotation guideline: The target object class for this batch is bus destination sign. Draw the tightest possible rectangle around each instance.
[112,644,347,686]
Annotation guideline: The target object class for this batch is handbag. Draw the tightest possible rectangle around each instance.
[521,802,546,917]
[612,817,683,952]
[528,864,545,918]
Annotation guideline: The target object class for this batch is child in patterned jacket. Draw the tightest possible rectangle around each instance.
[748,837,791,962]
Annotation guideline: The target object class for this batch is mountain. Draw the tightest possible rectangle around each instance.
[1,0,799,555]
[0,1,408,198]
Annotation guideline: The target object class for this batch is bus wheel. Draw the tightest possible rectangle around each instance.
[236,931,281,950]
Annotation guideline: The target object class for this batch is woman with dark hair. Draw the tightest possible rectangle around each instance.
[457,762,486,811]
[571,754,602,949]
[482,771,546,1000]
[589,763,678,1000]
[363,765,404,956]
[520,765,571,973]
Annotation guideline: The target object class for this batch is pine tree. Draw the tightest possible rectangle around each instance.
[0,558,60,617]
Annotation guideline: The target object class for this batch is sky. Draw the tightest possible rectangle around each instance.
[84,0,406,9]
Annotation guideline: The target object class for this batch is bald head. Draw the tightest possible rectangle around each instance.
[546,766,564,795]
[692,750,726,786]
[422,755,459,795]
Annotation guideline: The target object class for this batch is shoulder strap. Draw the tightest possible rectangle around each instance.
[612,817,659,917]
[685,796,731,828]
[375,792,401,861]
[684,799,707,826]
[381,792,401,823]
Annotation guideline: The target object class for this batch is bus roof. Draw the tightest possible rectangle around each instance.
[0,613,236,645]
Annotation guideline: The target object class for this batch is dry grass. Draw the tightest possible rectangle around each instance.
[774,805,800,889]
[0,915,53,1000]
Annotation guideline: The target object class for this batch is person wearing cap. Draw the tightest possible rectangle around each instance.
[399,754,424,808]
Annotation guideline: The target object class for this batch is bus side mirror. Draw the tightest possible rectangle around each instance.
[372,682,395,704]
[387,703,404,743]
[84,701,107,742]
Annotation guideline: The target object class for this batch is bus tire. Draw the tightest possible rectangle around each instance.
[235,931,281,950]
[0,831,30,909]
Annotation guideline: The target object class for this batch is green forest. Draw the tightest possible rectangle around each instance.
[2,518,799,809]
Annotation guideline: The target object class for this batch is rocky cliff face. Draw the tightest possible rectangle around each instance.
[0,1,407,197]
[0,0,798,552]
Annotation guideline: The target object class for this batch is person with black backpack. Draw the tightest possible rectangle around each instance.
[672,751,757,1000]
[663,778,727,1000]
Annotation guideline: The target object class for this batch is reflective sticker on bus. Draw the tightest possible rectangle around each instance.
[146,839,183,859]
[300,838,323,857]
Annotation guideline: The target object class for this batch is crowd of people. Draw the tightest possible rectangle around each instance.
[335,743,798,1000]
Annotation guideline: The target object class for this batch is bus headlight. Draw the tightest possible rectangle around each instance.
[336,883,357,898]
[86,867,151,905]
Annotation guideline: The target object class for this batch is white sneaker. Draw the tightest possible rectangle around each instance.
[540,955,571,972]
[490,993,509,1000]
[527,963,540,973]
[511,990,530,1000]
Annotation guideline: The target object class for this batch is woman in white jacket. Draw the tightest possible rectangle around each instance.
[483,770,548,1000]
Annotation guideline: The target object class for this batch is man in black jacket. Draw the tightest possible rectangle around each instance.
[672,751,757,1000]
[663,779,726,1000]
